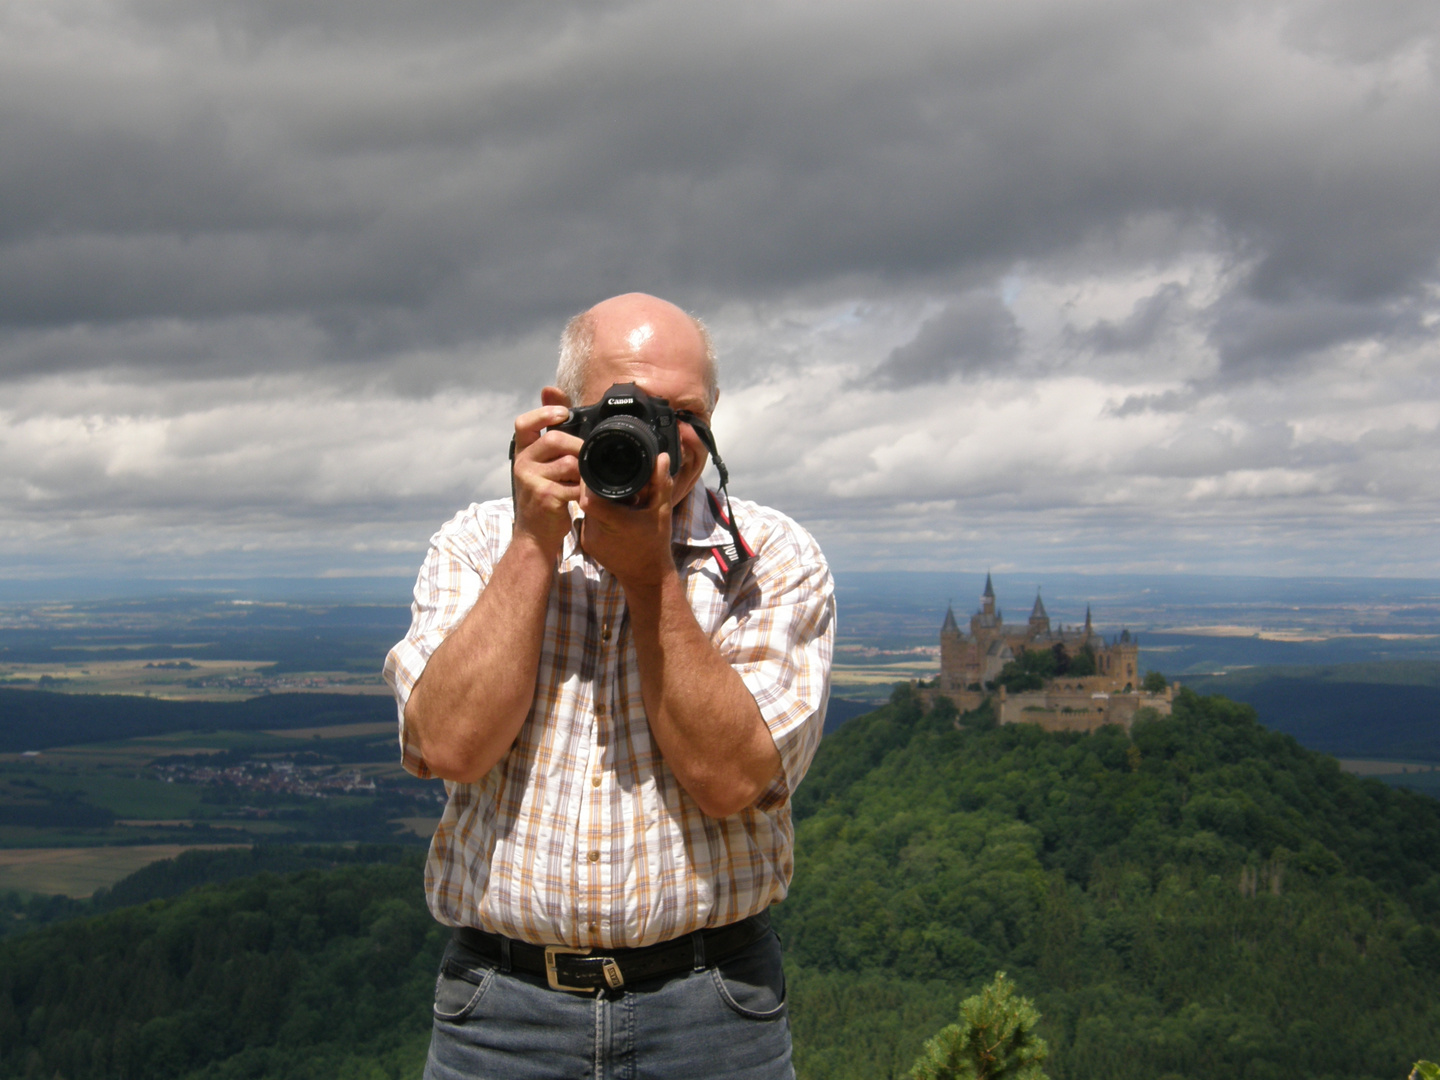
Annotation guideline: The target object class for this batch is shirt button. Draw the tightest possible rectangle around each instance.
[587,850,600,863]
[601,623,611,641]
[592,775,601,787]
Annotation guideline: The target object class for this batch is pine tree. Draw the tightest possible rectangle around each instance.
[907,972,1048,1080]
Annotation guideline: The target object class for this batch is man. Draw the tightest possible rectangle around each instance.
[384,292,834,1079]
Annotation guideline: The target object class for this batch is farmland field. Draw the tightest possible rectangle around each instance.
[0,700,443,890]
[0,843,249,897]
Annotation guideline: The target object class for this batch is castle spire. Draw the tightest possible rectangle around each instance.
[983,572,995,599]
[941,604,960,634]
[1026,588,1051,636]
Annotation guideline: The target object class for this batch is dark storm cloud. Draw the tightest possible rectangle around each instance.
[1107,388,1199,418]
[1069,284,1188,355]
[874,293,1021,387]
[1207,292,1428,377]
[1,0,1437,385]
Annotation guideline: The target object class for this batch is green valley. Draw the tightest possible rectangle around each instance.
[0,692,442,873]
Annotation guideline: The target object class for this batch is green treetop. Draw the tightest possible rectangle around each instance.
[908,971,1049,1080]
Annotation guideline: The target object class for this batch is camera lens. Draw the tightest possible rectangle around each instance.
[587,432,646,488]
[580,417,659,500]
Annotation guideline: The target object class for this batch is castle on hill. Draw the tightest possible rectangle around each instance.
[939,573,1138,691]
[930,574,1172,732]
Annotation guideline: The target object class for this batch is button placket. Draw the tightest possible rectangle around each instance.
[582,571,625,946]
[594,577,629,944]
[575,560,607,945]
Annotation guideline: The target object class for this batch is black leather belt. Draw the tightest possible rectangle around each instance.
[451,911,770,993]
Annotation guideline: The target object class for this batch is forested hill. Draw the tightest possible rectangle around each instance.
[779,687,1440,1080]
[4,689,1440,1080]
[0,854,440,1080]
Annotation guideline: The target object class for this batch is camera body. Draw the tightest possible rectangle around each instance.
[553,382,682,501]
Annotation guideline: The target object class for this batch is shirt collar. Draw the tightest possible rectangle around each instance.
[672,484,732,550]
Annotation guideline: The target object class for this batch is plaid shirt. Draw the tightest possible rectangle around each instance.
[383,484,835,948]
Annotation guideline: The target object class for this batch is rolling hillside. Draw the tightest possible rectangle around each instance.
[1183,662,1440,760]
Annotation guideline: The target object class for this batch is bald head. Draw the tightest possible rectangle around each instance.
[556,293,718,414]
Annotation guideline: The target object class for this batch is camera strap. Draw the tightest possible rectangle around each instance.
[677,413,755,589]
[507,436,517,508]
[705,489,755,588]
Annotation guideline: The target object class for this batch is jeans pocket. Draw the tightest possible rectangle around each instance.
[433,944,496,1022]
[709,931,788,1022]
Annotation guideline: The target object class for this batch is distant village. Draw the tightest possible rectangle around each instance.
[161,671,380,694]
[921,574,1175,732]
[152,758,378,798]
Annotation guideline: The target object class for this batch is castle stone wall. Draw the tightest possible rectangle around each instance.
[914,684,1175,734]
[997,684,1173,732]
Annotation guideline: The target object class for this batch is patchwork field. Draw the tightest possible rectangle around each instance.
[0,698,443,892]
[0,658,388,701]
[0,843,249,897]
[830,646,940,701]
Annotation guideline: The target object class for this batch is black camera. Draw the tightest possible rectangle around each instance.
[553,382,683,501]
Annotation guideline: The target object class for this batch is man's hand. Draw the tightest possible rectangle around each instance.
[512,402,584,558]
[580,454,781,817]
[577,452,677,587]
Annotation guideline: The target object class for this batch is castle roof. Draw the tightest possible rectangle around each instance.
[1030,592,1047,619]
[983,572,995,599]
[941,605,960,633]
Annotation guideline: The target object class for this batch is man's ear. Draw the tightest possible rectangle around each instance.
[541,385,570,408]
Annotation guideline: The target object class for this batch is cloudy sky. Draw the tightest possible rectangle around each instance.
[2,0,1438,587]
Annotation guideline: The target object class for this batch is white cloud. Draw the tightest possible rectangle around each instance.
[1184,468,1331,501]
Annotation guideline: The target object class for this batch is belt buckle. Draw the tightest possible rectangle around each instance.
[544,945,625,992]
[544,945,592,992]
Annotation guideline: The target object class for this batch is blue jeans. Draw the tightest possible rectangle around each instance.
[423,925,795,1079]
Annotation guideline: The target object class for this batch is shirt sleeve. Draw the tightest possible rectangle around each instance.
[382,502,508,778]
[712,509,836,804]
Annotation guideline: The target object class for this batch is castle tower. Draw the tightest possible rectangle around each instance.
[971,573,1003,651]
[1028,591,1050,638]
[940,604,964,690]
[1115,628,1139,688]
[942,604,960,635]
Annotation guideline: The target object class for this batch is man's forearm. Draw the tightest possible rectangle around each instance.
[625,570,781,818]
[405,533,557,783]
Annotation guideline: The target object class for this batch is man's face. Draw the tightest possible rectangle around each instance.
[578,301,713,505]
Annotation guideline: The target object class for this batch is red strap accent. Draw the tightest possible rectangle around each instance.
[707,489,729,525]
[705,489,753,584]
[706,490,756,559]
